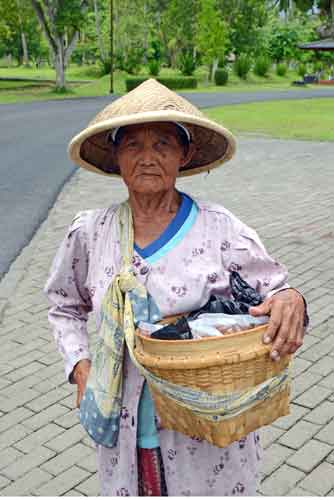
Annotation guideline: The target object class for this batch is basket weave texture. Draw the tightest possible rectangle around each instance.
[135,323,292,447]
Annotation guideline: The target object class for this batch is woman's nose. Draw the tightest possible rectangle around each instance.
[138,143,158,162]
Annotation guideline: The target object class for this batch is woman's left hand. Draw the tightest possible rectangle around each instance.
[249,289,306,362]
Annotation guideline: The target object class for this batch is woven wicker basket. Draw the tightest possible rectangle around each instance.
[135,323,292,448]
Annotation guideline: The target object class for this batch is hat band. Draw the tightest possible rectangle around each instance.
[110,122,191,143]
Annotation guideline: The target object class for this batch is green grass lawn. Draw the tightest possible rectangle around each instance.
[204,98,334,142]
[1,63,333,142]
[0,63,101,81]
[0,63,324,104]
[0,80,51,90]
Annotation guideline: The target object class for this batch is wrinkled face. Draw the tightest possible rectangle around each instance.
[114,122,195,194]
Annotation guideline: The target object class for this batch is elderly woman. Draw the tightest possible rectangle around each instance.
[44,79,308,497]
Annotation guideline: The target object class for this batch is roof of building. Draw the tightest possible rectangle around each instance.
[299,38,334,51]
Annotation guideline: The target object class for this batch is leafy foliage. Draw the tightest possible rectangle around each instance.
[177,50,197,76]
[297,62,306,77]
[234,53,251,79]
[267,12,319,63]
[148,59,160,75]
[214,67,228,85]
[1,0,333,89]
[196,0,228,66]
[254,55,272,76]
[126,75,198,91]
[217,0,269,57]
[276,62,288,76]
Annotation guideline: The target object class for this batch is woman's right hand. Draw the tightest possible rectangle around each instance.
[72,359,92,408]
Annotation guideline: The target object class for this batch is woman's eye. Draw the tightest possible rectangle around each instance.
[158,138,169,146]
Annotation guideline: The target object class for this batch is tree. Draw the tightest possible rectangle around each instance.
[217,0,269,57]
[30,0,89,89]
[317,0,334,37]
[267,12,318,63]
[196,0,228,81]
[0,0,40,65]
[161,0,198,67]
[93,0,107,63]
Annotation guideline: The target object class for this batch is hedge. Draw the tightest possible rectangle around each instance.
[214,68,228,86]
[125,76,197,92]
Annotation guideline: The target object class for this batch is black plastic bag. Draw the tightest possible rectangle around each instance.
[188,271,262,321]
[150,316,193,340]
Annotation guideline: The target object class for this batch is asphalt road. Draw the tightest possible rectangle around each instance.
[1,86,334,280]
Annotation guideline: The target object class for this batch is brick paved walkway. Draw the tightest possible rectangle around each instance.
[0,135,333,496]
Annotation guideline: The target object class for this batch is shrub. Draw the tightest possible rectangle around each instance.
[97,59,111,77]
[313,61,323,74]
[214,67,228,86]
[123,47,143,75]
[126,76,197,92]
[254,55,271,77]
[148,59,160,76]
[217,56,227,68]
[276,62,287,76]
[178,51,197,76]
[297,63,306,78]
[234,54,251,80]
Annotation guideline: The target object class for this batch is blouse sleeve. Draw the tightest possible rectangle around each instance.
[43,211,93,384]
[228,222,289,296]
[229,222,309,329]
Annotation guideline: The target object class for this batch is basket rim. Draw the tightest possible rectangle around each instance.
[135,322,269,344]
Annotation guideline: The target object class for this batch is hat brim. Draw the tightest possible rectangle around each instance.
[68,110,236,178]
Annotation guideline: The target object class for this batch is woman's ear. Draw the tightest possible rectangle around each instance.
[179,142,196,168]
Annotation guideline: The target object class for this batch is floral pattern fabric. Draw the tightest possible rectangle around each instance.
[45,195,292,496]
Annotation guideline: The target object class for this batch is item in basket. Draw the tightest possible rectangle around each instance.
[137,322,164,337]
[150,316,193,340]
[188,271,262,321]
[216,324,242,334]
[229,271,262,306]
[188,313,269,338]
[188,297,248,320]
[216,321,259,335]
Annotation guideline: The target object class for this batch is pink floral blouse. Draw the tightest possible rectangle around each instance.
[44,195,293,496]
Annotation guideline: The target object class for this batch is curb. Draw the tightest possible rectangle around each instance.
[0,170,80,322]
[0,212,48,321]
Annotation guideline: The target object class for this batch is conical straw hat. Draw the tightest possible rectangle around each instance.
[68,78,236,177]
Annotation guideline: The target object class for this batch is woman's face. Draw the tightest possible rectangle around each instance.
[114,122,195,194]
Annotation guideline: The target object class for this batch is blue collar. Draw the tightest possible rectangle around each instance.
[134,192,197,263]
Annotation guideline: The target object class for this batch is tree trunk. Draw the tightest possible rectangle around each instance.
[211,58,219,82]
[110,0,113,93]
[55,37,65,90]
[21,31,29,66]
[30,0,85,90]
[81,30,86,64]
[64,31,79,67]
[143,1,148,65]
[93,0,106,62]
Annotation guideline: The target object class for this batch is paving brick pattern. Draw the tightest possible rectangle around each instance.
[0,136,333,496]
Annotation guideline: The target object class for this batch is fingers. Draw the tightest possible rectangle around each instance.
[265,306,304,362]
[75,370,90,409]
[76,382,85,409]
[262,301,282,350]
[281,314,304,356]
[76,389,81,409]
[271,309,296,359]
[249,297,272,317]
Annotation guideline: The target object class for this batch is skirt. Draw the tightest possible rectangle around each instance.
[137,447,168,496]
